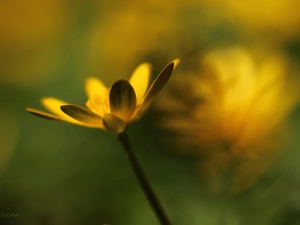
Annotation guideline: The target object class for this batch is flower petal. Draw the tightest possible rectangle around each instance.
[26,107,93,127]
[26,108,69,122]
[103,113,126,133]
[129,63,152,103]
[141,59,180,111]
[41,97,71,118]
[173,58,180,70]
[109,79,137,122]
[85,77,108,99]
[85,77,110,116]
[60,104,103,128]
[40,97,85,124]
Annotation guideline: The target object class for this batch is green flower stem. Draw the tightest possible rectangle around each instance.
[118,132,172,225]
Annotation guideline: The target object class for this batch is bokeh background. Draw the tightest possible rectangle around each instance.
[1,0,300,224]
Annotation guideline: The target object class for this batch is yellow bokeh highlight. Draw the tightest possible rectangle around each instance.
[202,0,300,42]
[89,1,180,83]
[0,0,71,87]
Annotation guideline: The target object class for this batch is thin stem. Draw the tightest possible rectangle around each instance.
[118,131,172,225]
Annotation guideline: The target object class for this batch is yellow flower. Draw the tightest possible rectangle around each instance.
[157,48,299,193]
[26,59,180,133]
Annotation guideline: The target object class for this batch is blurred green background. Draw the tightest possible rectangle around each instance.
[1,0,300,225]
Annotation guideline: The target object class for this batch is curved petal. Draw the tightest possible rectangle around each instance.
[129,63,152,103]
[85,77,108,99]
[26,107,95,127]
[26,108,71,122]
[109,79,137,122]
[103,113,126,134]
[60,105,103,128]
[140,59,180,113]
[40,97,84,124]
[41,97,71,118]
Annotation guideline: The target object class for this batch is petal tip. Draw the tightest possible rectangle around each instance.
[143,63,153,71]
[40,97,55,103]
[172,59,181,70]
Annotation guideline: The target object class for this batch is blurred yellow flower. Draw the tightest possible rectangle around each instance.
[27,59,179,133]
[157,48,299,193]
